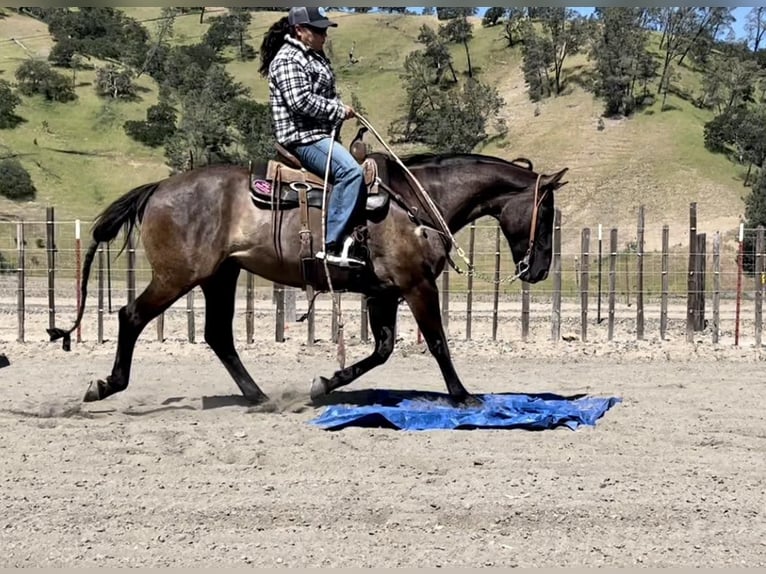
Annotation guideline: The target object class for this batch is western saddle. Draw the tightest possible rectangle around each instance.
[248,137,387,289]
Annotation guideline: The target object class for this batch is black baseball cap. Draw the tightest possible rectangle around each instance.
[288,7,338,29]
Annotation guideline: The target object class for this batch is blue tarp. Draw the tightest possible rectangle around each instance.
[309,389,621,431]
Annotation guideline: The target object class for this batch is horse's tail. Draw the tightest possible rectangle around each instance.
[47,181,162,351]
[92,181,161,248]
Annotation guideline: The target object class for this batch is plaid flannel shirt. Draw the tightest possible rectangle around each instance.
[268,35,346,148]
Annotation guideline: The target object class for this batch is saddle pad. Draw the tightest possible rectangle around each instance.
[249,178,389,212]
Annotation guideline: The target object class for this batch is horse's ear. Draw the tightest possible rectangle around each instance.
[541,167,568,191]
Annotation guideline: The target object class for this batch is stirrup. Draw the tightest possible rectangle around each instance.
[316,236,365,268]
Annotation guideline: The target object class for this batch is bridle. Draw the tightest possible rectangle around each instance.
[444,172,549,286]
[516,172,547,278]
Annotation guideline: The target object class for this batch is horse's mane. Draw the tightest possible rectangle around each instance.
[399,152,536,173]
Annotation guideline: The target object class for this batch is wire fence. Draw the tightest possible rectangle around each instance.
[1,203,764,347]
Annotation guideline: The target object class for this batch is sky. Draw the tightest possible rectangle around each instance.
[465,6,754,44]
[572,7,752,42]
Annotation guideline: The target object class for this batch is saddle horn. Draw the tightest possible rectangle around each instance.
[350,126,369,164]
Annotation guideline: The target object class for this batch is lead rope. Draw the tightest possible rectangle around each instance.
[320,128,346,369]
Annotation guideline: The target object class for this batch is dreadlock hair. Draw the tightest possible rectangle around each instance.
[259,16,292,77]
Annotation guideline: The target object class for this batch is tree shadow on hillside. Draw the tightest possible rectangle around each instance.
[660,102,682,112]
[41,146,115,158]
[566,64,597,92]
[459,66,484,77]
[668,85,696,105]
[731,164,758,188]
[0,114,27,129]
[112,84,152,104]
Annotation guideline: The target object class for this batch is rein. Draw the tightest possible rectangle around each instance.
[356,113,547,286]
[355,114,473,270]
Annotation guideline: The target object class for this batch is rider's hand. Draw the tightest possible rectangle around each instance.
[344,105,356,119]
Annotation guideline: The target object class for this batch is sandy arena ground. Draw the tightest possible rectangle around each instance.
[1,298,766,567]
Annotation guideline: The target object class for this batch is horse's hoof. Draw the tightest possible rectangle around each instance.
[310,376,330,401]
[460,394,483,408]
[83,380,104,402]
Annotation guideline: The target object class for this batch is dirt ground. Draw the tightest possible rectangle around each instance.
[1,304,766,567]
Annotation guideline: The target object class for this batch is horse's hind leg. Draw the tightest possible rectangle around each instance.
[310,295,399,400]
[403,279,469,400]
[85,277,186,402]
[201,260,268,404]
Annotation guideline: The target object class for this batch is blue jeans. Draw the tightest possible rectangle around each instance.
[292,137,365,247]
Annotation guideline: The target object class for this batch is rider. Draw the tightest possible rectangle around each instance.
[259,7,366,268]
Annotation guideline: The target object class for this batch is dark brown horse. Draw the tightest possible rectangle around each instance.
[48,147,567,404]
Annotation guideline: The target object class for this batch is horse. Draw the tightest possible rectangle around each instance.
[47,142,568,405]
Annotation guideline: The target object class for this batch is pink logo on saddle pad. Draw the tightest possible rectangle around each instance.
[252,179,272,196]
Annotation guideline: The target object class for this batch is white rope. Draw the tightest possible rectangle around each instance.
[319,128,345,369]
[320,128,335,291]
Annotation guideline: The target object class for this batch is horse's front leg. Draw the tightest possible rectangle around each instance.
[311,295,399,400]
[402,279,469,400]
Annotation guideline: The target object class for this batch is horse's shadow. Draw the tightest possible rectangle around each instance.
[199,395,253,410]
[95,395,253,416]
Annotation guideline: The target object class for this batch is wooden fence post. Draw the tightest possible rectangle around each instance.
[75,220,82,343]
[735,223,744,347]
[46,206,56,331]
[636,206,645,340]
[106,242,112,314]
[597,224,603,324]
[756,226,764,348]
[661,225,669,340]
[441,266,450,336]
[550,208,562,343]
[696,233,707,331]
[274,283,285,342]
[157,312,165,342]
[126,229,136,306]
[285,287,296,322]
[712,232,720,344]
[465,223,475,340]
[16,221,25,343]
[686,202,697,342]
[624,244,630,307]
[360,295,369,343]
[580,228,590,342]
[98,246,104,344]
[492,224,501,341]
[246,273,254,344]
[608,228,617,341]
[306,287,316,346]
[521,281,530,342]
[187,289,195,343]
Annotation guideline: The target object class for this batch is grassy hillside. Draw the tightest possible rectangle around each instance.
[0,8,750,254]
